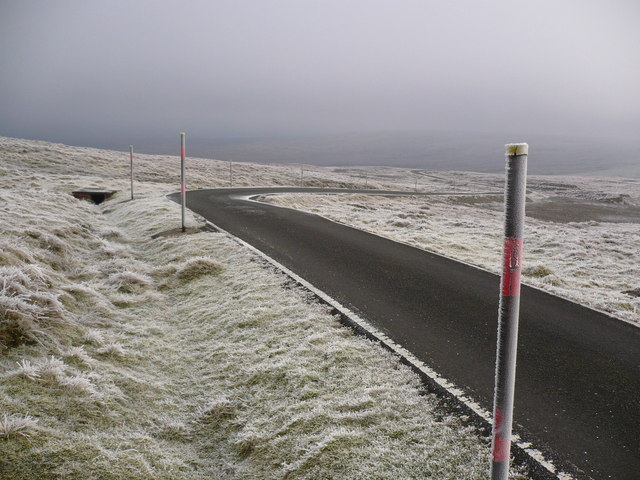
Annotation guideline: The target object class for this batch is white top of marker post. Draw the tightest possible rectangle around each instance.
[505,143,529,156]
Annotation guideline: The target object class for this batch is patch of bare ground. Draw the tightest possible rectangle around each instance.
[525,197,640,224]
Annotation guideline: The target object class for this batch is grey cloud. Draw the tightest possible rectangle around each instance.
[1,0,639,153]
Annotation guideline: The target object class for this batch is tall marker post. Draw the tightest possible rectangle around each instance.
[129,145,134,200]
[180,133,186,233]
[490,143,528,480]
[229,161,233,187]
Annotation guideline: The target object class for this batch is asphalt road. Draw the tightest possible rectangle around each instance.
[178,187,639,480]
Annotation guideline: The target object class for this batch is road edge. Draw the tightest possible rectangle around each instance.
[247,190,637,330]
[200,213,571,480]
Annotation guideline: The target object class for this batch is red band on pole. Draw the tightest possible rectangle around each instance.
[181,183,186,194]
[181,145,186,159]
[492,408,510,462]
[501,238,523,296]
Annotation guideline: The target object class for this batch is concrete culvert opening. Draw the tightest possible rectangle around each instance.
[72,189,118,204]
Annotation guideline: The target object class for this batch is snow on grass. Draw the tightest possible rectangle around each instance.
[0,137,532,479]
[264,186,640,325]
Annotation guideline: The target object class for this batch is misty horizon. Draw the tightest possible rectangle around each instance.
[5,128,637,177]
[1,1,639,174]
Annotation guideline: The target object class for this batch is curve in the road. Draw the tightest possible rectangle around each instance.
[175,187,640,480]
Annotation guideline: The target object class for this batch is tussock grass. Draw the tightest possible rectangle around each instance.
[96,342,125,357]
[0,413,39,439]
[0,266,68,348]
[5,359,41,381]
[62,345,93,366]
[108,271,153,294]
[175,256,223,281]
[524,264,554,278]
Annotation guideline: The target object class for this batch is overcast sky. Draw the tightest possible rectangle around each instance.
[1,0,639,144]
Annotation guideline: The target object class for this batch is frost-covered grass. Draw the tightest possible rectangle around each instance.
[263,178,640,324]
[0,136,374,194]
[0,413,39,439]
[0,137,534,478]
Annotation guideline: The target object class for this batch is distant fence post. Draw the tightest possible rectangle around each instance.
[490,142,529,480]
[129,145,134,200]
[180,133,186,233]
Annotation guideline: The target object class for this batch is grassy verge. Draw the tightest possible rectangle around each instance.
[0,137,530,478]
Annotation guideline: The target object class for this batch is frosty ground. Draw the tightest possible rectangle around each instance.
[0,136,544,479]
[5,137,637,479]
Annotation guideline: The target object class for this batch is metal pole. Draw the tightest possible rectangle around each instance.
[301,165,304,186]
[180,133,186,233]
[490,143,528,480]
[129,145,134,200]
[229,161,233,187]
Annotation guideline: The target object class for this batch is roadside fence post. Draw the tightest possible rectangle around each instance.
[490,142,529,480]
[129,145,134,200]
[180,133,186,233]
